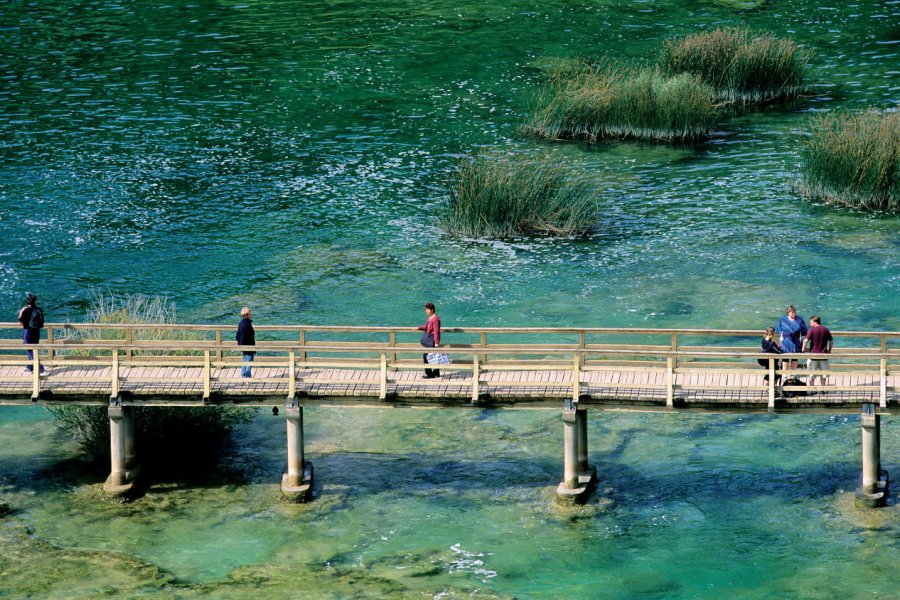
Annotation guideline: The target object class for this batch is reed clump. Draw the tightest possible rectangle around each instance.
[48,292,253,461]
[659,27,811,105]
[527,64,718,143]
[440,154,599,238]
[798,109,900,211]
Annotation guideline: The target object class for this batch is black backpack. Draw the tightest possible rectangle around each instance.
[28,306,45,329]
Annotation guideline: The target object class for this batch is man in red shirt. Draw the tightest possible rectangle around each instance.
[802,315,833,391]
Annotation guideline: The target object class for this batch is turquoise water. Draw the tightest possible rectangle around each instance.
[1,0,899,597]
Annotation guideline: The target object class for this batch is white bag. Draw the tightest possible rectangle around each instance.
[426,352,451,365]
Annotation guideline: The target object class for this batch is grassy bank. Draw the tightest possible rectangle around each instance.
[659,27,811,104]
[439,154,599,238]
[48,292,253,461]
[798,109,900,211]
[526,65,718,143]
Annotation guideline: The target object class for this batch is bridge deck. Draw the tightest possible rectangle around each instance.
[0,364,896,411]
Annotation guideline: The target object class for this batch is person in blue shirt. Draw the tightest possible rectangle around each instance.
[775,304,807,371]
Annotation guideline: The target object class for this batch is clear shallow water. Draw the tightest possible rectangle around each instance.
[1,0,899,597]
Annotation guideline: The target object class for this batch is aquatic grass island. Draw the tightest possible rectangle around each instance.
[526,64,719,143]
[439,153,599,238]
[2,0,900,596]
[659,27,812,105]
[798,109,900,212]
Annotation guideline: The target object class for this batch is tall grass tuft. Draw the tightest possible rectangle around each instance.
[526,64,719,143]
[48,292,253,462]
[798,109,900,211]
[659,27,811,105]
[439,154,599,238]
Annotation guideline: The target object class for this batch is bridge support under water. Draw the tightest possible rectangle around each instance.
[93,400,888,508]
[557,406,597,504]
[281,403,314,502]
[857,403,889,507]
[103,402,140,497]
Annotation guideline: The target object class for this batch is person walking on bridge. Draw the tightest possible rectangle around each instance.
[802,315,833,391]
[236,307,255,378]
[18,293,45,374]
[775,304,807,371]
[418,302,441,379]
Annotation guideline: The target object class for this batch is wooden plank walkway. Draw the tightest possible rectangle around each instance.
[0,364,896,410]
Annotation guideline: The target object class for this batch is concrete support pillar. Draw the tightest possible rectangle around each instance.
[281,403,314,502]
[108,406,127,487]
[576,408,588,474]
[123,406,136,469]
[856,403,888,508]
[562,409,579,489]
[286,406,305,487]
[557,406,597,504]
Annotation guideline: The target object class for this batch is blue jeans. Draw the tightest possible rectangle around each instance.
[23,329,44,373]
[242,354,254,378]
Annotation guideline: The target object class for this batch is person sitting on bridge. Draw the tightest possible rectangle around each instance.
[759,326,783,383]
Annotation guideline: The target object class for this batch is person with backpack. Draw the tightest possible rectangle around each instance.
[17,293,45,374]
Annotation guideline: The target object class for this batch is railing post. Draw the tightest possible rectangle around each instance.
[46,327,54,362]
[480,332,488,365]
[768,357,776,410]
[379,351,388,400]
[471,353,480,403]
[111,349,120,398]
[671,333,678,370]
[572,353,581,402]
[880,335,888,409]
[125,328,133,362]
[289,350,297,398]
[389,331,397,371]
[203,350,211,400]
[666,355,675,408]
[299,329,307,365]
[214,330,222,369]
[579,331,586,368]
[31,351,41,400]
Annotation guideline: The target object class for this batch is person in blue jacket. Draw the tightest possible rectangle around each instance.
[775,304,807,371]
[236,307,255,378]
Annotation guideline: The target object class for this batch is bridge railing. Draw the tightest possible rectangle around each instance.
[1,322,898,408]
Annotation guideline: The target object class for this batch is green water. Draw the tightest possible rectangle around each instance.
[1,0,899,597]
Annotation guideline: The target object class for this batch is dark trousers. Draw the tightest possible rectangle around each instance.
[23,328,43,372]
[422,353,440,378]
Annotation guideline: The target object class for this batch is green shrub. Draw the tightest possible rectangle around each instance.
[798,109,900,211]
[659,27,811,104]
[527,64,718,143]
[47,292,253,462]
[439,154,599,238]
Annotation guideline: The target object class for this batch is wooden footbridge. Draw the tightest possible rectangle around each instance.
[2,322,898,505]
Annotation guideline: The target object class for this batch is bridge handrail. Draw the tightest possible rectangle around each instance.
[0,340,892,359]
[1,322,898,338]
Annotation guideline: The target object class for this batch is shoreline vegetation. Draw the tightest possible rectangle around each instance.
[47,292,252,461]
[439,154,599,238]
[798,109,900,212]
[527,27,811,144]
